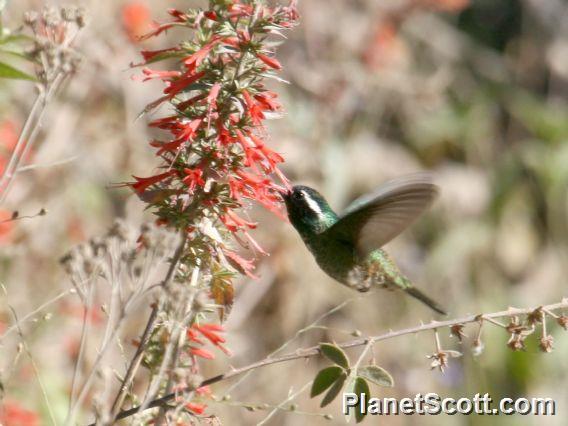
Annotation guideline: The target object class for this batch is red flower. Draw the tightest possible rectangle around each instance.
[220,210,257,232]
[190,347,215,360]
[0,400,40,426]
[182,168,205,192]
[141,68,182,82]
[242,90,265,125]
[164,70,206,96]
[0,209,14,244]
[130,171,176,194]
[257,53,282,70]
[193,324,226,345]
[254,91,281,111]
[183,37,222,72]
[185,402,206,415]
[224,249,258,279]
[228,3,254,18]
[196,385,212,396]
[204,11,218,21]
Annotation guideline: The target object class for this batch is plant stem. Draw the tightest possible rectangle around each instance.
[99,298,568,424]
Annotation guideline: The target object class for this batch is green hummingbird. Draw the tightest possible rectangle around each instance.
[281,173,446,315]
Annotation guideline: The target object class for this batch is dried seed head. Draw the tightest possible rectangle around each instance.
[527,308,543,326]
[187,374,203,390]
[539,335,554,353]
[450,324,466,342]
[108,219,129,241]
[557,315,568,330]
[507,334,525,351]
[472,338,485,356]
[42,7,60,28]
[24,11,39,26]
[75,8,87,27]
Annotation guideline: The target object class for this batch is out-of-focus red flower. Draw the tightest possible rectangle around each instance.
[428,0,470,12]
[121,2,152,42]
[184,402,206,415]
[0,400,40,426]
[0,209,14,244]
[59,300,104,326]
[362,20,407,70]
[0,119,30,176]
[187,322,232,356]
[0,120,19,152]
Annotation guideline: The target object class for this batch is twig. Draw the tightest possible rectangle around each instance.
[7,305,58,426]
[109,232,188,419]
[0,288,74,341]
[102,298,568,424]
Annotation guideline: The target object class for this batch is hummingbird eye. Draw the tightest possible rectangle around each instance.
[293,190,304,200]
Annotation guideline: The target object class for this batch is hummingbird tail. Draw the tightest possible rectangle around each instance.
[404,287,447,315]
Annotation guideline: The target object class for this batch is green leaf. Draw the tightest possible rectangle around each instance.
[320,371,347,408]
[354,377,370,423]
[358,365,394,387]
[319,343,349,369]
[343,376,356,423]
[311,366,343,397]
[0,34,33,45]
[0,61,35,81]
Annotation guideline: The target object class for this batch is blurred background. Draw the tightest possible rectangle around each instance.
[1,0,567,424]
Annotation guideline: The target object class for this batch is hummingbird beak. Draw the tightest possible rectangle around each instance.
[277,187,291,200]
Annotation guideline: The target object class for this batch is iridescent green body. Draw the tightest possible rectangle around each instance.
[282,178,446,315]
[297,212,411,293]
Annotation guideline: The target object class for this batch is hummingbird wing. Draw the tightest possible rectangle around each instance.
[324,173,439,259]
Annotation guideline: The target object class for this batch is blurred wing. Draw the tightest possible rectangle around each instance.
[324,173,439,258]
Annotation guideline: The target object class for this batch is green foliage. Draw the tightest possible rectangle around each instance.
[357,365,394,387]
[319,371,347,408]
[312,343,395,423]
[311,366,343,397]
[0,60,35,81]
[319,343,350,369]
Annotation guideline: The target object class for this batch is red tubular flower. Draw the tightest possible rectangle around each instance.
[242,90,265,125]
[204,11,218,21]
[221,210,257,232]
[254,91,281,111]
[139,47,182,64]
[183,37,222,71]
[163,70,206,96]
[193,324,226,345]
[185,402,207,415]
[141,68,181,82]
[130,171,176,194]
[223,249,258,279]
[190,347,215,360]
[256,53,282,70]
[182,168,205,192]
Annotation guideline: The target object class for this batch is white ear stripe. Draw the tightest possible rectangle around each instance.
[302,190,323,216]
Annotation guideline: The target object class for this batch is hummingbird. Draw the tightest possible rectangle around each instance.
[281,173,446,315]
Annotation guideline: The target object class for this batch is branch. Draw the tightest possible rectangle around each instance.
[101,298,568,424]
[108,232,188,420]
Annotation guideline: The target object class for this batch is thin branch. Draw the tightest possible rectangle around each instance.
[103,298,568,424]
[109,232,188,419]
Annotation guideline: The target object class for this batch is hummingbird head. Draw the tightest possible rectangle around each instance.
[280,185,337,234]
